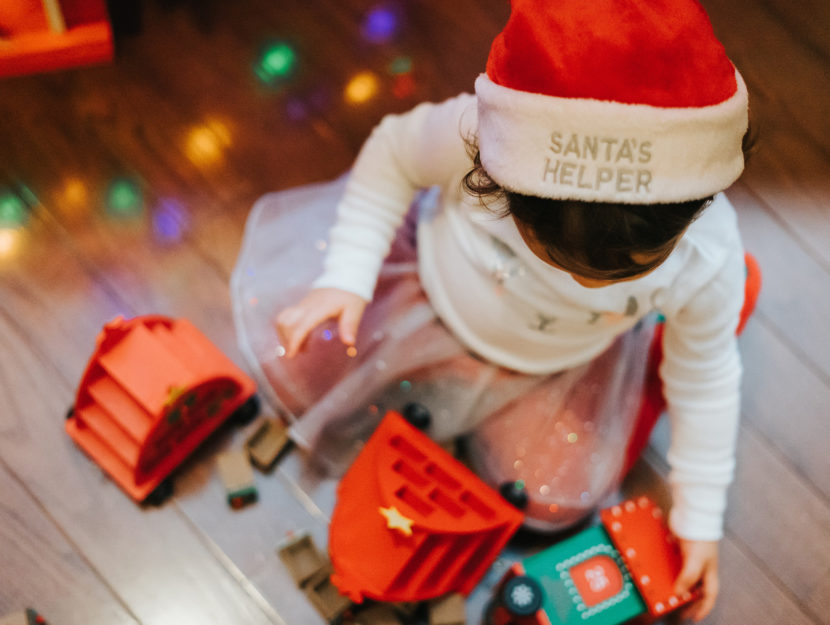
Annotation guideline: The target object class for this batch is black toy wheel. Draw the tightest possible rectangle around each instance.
[66,406,75,420]
[499,480,529,510]
[402,402,431,431]
[144,478,174,506]
[501,575,544,617]
[230,395,260,426]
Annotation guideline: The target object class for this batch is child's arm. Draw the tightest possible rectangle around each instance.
[276,95,476,354]
[660,241,745,620]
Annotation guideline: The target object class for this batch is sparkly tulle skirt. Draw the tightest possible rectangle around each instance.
[231,176,655,530]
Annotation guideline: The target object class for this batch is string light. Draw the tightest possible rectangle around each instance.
[106,177,143,217]
[0,192,26,227]
[345,71,379,104]
[152,198,190,243]
[256,41,297,85]
[185,118,232,167]
[361,4,400,44]
[0,228,22,258]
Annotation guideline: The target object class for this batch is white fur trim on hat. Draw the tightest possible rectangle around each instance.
[475,71,749,204]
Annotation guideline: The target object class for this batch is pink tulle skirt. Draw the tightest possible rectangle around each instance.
[231,176,655,530]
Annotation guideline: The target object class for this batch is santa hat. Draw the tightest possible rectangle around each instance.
[475,0,749,204]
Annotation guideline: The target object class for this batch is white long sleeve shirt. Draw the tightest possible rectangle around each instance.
[314,94,744,541]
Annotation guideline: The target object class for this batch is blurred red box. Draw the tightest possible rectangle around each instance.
[0,0,113,78]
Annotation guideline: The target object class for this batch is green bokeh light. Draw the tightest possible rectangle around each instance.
[106,178,143,217]
[0,193,26,227]
[256,42,297,83]
[389,56,412,75]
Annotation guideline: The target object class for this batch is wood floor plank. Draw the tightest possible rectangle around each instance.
[0,461,138,624]
[740,317,830,498]
[701,0,830,149]
[738,132,830,271]
[730,185,830,377]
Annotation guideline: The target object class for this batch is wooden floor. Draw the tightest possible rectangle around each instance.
[1,1,828,623]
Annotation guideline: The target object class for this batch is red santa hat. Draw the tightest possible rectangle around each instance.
[475,0,749,204]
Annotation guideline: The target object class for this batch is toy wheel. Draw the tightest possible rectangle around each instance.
[501,576,544,617]
[402,402,431,431]
[231,395,260,426]
[66,405,75,420]
[144,478,174,506]
[499,481,529,510]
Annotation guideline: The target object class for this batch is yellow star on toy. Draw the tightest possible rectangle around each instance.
[166,385,187,407]
[379,506,414,537]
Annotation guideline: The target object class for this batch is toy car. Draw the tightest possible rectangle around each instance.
[66,315,259,505]
[484,497,698,625]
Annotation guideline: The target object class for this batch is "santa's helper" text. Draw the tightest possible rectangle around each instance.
[542,132,654,195]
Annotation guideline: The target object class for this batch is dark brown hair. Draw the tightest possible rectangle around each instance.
[463,152,717,281]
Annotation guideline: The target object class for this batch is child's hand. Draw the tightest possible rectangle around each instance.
[275,287,368,357]
[674,538,720,622]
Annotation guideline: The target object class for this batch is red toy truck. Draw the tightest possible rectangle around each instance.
[66,315,258,504]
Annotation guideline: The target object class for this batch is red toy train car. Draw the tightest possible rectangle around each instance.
[329,409,525,603]
[66,315,258,504]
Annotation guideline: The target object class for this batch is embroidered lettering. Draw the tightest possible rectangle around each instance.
[563,134,581,158]
[560,161,576,185]
[636,170,652,193]
[616,139,634,163]
[616,168,634,192]
[542,131,655,196]
[639,141,652,163]
[543,158,561,182]
[601,137,619,161]
[549,132,563,153]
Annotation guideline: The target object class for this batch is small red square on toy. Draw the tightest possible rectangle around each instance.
[600,497,698,618]
[570,554,626,608]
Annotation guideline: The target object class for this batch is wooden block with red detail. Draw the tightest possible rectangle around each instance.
[600,497,698,619]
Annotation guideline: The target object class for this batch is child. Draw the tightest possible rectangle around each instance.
[232,0,751,620]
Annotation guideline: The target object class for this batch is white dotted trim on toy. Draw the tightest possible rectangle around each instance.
[555,544,637,619]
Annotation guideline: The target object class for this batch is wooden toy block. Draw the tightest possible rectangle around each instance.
[216,450,257,509]
[304,565,354,623]
[348,604,401,625]
[600,497,697,618]
[429,592,466,625]
[245,417,291,471]
[277,532,329,588]
[518,525,646,625]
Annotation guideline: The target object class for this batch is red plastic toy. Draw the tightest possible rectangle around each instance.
[329,410,525,604]
[0,0,113,78]
[66,315,258,504]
